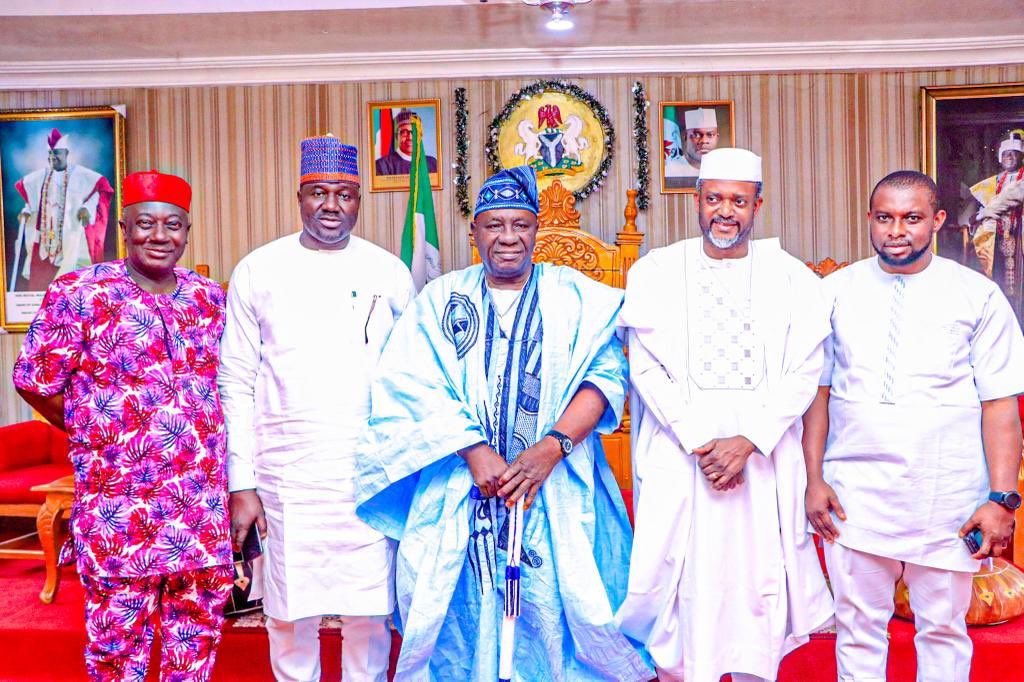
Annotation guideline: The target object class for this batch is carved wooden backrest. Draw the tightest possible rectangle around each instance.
[471,179,644,290]
[806,257,849,277]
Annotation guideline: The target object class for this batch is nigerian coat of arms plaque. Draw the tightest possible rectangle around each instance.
[489,82,614,198]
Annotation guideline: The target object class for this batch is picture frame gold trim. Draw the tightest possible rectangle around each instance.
[0,105,126,332]
[920,82,1024,323]
[920,82,1024,183]
[659,99,735,195]
[366,98,443,193]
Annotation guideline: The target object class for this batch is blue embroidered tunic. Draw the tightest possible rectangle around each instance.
[356,263,651,681]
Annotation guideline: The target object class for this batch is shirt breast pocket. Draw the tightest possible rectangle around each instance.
[906,319,968,384]
[940,320,971,377]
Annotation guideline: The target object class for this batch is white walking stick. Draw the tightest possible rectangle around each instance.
[9,213,27,294]
[498,497,524,682]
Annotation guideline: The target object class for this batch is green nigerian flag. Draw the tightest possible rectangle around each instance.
[401,114,441,291]
[664,106,682,158]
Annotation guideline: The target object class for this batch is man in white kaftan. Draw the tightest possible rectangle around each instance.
[617,148,834,682]
[13,128,114,291]
[804,171,1024,682]
[219,136,415,682]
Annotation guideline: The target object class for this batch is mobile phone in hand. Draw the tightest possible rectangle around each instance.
[237,522,264,562]
[963,528,984,555]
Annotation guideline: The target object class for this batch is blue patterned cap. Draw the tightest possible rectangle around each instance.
[474,165,539,219]
[300,134,359,185]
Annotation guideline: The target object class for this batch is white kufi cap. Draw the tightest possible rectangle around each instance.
[684,107,718,130]
[698,147,762,183]
[52,134,70,150]
[998,134,1023,159]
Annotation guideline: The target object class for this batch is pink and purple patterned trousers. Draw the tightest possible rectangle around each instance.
[80,565,233,682]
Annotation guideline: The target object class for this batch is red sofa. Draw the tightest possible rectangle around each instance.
[0,421,71,518]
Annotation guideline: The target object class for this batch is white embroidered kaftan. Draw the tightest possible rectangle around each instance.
[616,237,834,681]
[219,233,415,621]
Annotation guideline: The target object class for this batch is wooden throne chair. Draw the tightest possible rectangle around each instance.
[471,180,644,489]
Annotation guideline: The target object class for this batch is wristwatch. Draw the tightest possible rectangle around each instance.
[545,429,574,457]
[989,491,1023,511]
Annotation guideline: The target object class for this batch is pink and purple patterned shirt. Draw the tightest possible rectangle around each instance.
[14,260,232,578]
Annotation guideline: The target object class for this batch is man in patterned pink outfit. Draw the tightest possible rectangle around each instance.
[13,169,233,682]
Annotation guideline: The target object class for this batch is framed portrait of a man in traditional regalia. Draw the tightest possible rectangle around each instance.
[367,99,442,192]
[0,106,126,330]
[922,83,1024,325]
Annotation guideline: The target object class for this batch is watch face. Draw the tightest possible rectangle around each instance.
[559,437,573,454]
[1006,491,1023,509]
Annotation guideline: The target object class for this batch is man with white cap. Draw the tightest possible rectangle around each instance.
[803,170,1024,682]
[968,130,1023,316]
[617,147,833,681]
[665,107,720,189]
[13,128,114,292]
[219,135,416,681]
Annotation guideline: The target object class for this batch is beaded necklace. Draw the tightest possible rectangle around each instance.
[995,167,1024,195]
[38,169,70,263]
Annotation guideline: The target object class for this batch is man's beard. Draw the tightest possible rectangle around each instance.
[700,217,753,250]
[872,238,931,267]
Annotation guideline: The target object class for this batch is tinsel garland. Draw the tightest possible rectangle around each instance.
[485,79,615,201]
[453,87,471,217]
[631,81,651,211]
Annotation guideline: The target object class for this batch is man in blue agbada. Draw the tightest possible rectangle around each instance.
[355,165,652,681]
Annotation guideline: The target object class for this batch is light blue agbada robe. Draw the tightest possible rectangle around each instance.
[356,263,652,682]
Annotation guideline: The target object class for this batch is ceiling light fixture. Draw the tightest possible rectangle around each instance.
[522,0,592,31]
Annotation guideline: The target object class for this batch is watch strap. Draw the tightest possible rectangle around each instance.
[989,491,1022,509]
[545,429,573,455]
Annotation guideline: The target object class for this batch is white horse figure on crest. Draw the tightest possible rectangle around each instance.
[514,120,542,163]
[562,115,590,162]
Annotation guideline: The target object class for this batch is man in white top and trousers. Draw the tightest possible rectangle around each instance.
[617,147,834,681]
[220,135,416,681]
[803,170,1024,682]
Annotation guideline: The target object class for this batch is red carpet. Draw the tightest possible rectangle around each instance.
[1,558,1023,681]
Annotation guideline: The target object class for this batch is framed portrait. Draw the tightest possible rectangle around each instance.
[367,99,442,192]
[922,83,1024,325]
[660,100,735,194]
[0,106,126,331]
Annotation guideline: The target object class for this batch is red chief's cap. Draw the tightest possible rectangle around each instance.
[123,170,192,212]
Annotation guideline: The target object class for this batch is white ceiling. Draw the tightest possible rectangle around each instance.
[0,0,1021,88]
[0,0,521,16]
[2,1,1019,60]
